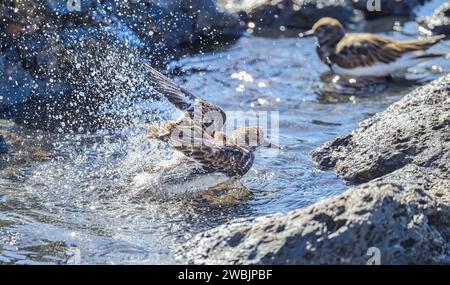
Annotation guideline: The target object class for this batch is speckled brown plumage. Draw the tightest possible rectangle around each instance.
[143,65,266,178]
[332,33,444,69]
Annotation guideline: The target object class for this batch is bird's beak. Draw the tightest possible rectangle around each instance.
[299,29,314,38]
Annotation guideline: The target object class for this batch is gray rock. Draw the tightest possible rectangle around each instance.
[179,165,449,264]
[217,0,360,31]
[353,0,430,19]
[312,74,450,183]
[418,2,450,37]
[178,73,450,265]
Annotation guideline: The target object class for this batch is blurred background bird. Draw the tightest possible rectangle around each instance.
[301,17,446,77]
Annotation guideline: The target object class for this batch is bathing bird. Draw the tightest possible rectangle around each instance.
[301,17,446,77]
[142,64,274,179]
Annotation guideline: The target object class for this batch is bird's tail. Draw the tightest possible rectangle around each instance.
[398,34,446,51]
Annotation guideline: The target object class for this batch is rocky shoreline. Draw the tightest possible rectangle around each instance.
[178,74,450,265]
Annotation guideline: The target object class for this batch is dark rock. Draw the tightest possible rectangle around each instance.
[108,0,243,59]
[217,0,361,32]
[0,0,243,131]
[1,1,148,127]
[0,1,52,49]
[9,25,152,131]
[353,0,430,19]
[179,165,449,264]
[312,73,450,183]
[194,0,245,47]
[418,2,450,37]
[178,73,450,265]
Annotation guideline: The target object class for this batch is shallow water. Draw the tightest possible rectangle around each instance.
[1,22,450,264]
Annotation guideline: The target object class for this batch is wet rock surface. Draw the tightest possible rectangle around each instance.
[9,26,153,131]
[352,0,430,19]
[217,0,360,31]
[312,74,450,183]
[0,0,242,56]
[179,74,450,264]
[0,0,243,128]
[104,0,243,57]
[180,165,449,264]
[418,2,450,37]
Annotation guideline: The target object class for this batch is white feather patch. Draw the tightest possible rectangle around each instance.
[333,52,434,77]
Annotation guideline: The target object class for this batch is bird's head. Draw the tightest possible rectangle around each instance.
[229,127,274,150]
[300,17,346,46]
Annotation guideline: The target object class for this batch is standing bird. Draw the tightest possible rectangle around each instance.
[141,65,273,186]
[301,17,446,77]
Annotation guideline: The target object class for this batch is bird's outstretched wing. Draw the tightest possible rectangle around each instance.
[333,34,444,69]
[167,125,254,177]
[143,63,226,130]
